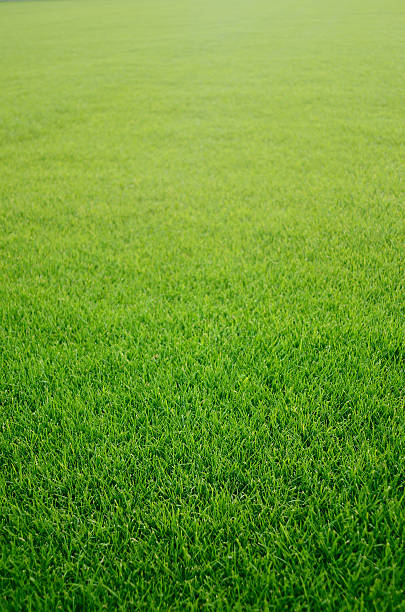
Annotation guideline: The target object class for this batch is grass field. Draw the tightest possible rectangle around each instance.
[1,0,404,609]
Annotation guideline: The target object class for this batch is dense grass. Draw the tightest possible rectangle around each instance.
[0,0,404,609]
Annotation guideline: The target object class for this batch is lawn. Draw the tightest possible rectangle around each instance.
[0,0,404,609]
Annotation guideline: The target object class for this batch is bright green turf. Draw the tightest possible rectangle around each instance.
[0,0,404,609]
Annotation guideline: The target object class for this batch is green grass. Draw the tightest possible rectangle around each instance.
[0,0,404,609]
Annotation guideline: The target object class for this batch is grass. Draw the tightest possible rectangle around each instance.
[0,0,404,609]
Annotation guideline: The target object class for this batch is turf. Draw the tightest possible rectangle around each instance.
[0,0,404,609]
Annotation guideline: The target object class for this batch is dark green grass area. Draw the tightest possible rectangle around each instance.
[1,0,404,609]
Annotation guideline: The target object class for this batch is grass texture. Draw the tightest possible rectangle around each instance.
[0,0,404,609]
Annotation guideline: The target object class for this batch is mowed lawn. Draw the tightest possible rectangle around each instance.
[0,0,404,609]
